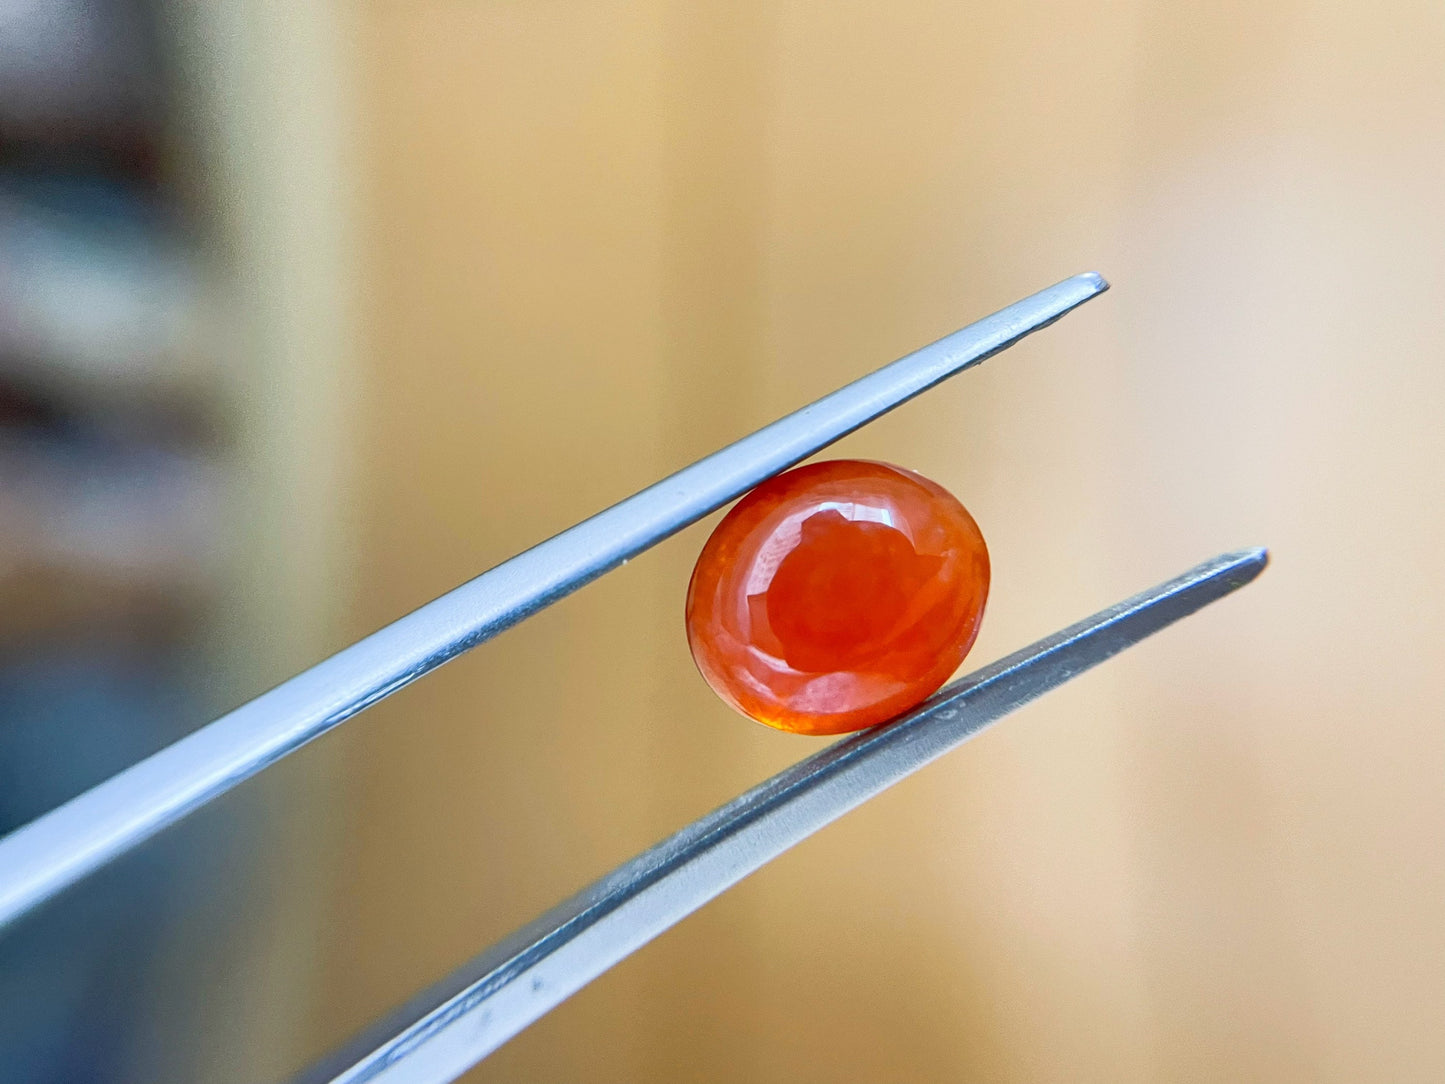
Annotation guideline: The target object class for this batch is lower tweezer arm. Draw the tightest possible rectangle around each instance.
[295,548,1267,1084]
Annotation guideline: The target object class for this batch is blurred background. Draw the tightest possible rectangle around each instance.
[1,0,1442,1081]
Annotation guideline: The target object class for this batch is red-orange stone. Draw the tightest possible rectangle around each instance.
[685,459,990,735]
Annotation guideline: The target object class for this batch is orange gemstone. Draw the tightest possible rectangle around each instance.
[685,459,990,735]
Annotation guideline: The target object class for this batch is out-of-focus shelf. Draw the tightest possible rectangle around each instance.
[0,178,222,403]
[0,434,226,571]
[0,564,206,648]
[0,431,226,640]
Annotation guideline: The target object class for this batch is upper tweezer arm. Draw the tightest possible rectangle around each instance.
[0,272,1107,931]
[294,547,1268,1084]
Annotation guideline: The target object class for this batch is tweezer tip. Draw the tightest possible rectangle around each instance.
[1215,546,1270,585]
[1078,271,1110,294]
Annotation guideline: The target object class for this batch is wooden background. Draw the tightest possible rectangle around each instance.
[235,2,1445,1080]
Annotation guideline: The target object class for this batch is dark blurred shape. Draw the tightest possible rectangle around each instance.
[0,0,170,179]
[0,177,215,407]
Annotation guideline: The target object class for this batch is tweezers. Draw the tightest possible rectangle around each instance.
[0,271,1268,1082]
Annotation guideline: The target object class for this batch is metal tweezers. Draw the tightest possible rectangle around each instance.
[0,272,1267,1083]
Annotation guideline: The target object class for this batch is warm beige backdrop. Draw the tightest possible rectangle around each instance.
[285,2,1445,1081]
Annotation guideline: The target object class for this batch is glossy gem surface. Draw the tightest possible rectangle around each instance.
[685,459,989,735]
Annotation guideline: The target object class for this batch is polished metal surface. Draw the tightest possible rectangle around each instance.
[295,548,1267,1084]
[0,272,1107,931]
